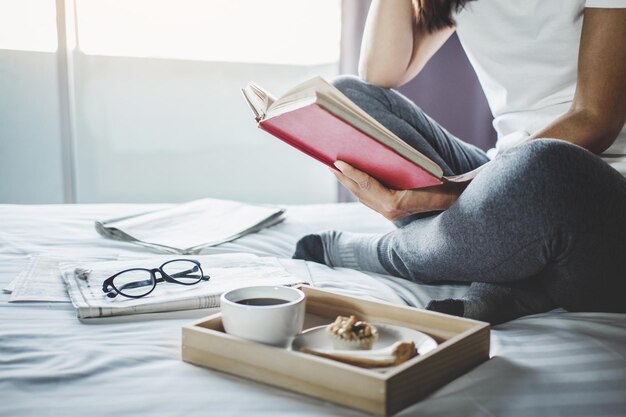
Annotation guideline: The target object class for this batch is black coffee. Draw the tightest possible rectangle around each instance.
[236,297,289,306]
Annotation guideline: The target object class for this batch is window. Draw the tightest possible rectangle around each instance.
[0,0,57,52]
[75,0,341,65]
[1,0,341,204]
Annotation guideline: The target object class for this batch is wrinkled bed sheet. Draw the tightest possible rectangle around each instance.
[1,203,625,417]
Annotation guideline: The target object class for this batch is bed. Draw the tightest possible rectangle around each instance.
[1,202,625,417]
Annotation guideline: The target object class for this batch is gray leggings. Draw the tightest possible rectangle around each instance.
[333,75,626,321]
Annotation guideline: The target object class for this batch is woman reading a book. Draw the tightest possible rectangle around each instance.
[294,0,626,324]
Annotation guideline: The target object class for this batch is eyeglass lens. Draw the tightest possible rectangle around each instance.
[161,260,203,284]
[112,269,155,298]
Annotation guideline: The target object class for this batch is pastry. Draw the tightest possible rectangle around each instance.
[326,315,379,350]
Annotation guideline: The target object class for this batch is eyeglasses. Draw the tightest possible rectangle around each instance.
[102,259,210,299]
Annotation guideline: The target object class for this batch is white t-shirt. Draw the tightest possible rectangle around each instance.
[454,0,626,174]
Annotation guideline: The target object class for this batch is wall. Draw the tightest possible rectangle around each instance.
[71,54,338,204]
[0,49,65,203]
[0,50,339,204]
[398,34,496,151]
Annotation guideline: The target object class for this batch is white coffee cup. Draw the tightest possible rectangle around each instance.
[220,285,306,348]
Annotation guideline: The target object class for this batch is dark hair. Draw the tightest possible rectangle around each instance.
[413,0,476,32]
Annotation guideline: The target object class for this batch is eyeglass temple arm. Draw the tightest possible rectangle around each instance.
[166,266,210,281]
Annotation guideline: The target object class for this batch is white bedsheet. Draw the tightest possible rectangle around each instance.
[1,203,625,417]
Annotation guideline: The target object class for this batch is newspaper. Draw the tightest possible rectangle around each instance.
[61,253,308,319]
[95,198,286,254]
[4,255,115,302]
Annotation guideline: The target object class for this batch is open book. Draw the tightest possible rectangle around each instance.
[242,76,481,190]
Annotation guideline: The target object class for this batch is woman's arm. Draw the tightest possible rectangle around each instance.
[358,0,455,88]
[530,8,626,153]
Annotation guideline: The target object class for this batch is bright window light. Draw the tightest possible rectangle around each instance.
[76,0,341,65]
[0,0,57,52]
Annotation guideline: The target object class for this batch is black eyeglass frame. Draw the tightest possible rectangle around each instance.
[102,259,210,299]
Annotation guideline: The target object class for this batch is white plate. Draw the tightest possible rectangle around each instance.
[292,322,438,356]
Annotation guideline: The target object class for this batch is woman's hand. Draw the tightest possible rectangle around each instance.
[332,161,465,222]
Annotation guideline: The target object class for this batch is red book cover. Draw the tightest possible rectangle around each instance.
[259,103,443,190]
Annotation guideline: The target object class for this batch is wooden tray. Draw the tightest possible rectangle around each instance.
[181,286,490,416]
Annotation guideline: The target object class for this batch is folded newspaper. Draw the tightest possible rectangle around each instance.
[61,253,308,319]
[95,198,286,254]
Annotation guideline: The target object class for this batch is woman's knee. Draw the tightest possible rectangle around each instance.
[331,74,368,93]
[461,138,626,240]
[501,139,590,172]
[500,138,625,183]
[331,74,391,107]
[490,139,619,197]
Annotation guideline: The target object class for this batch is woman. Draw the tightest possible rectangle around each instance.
[293,0,626,324]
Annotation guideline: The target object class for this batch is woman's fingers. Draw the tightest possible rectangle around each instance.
[331,169,364,198]
[334,161,373,190]
[332,161,404,220]
[334,161,390,196]
[331,170,382,212]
